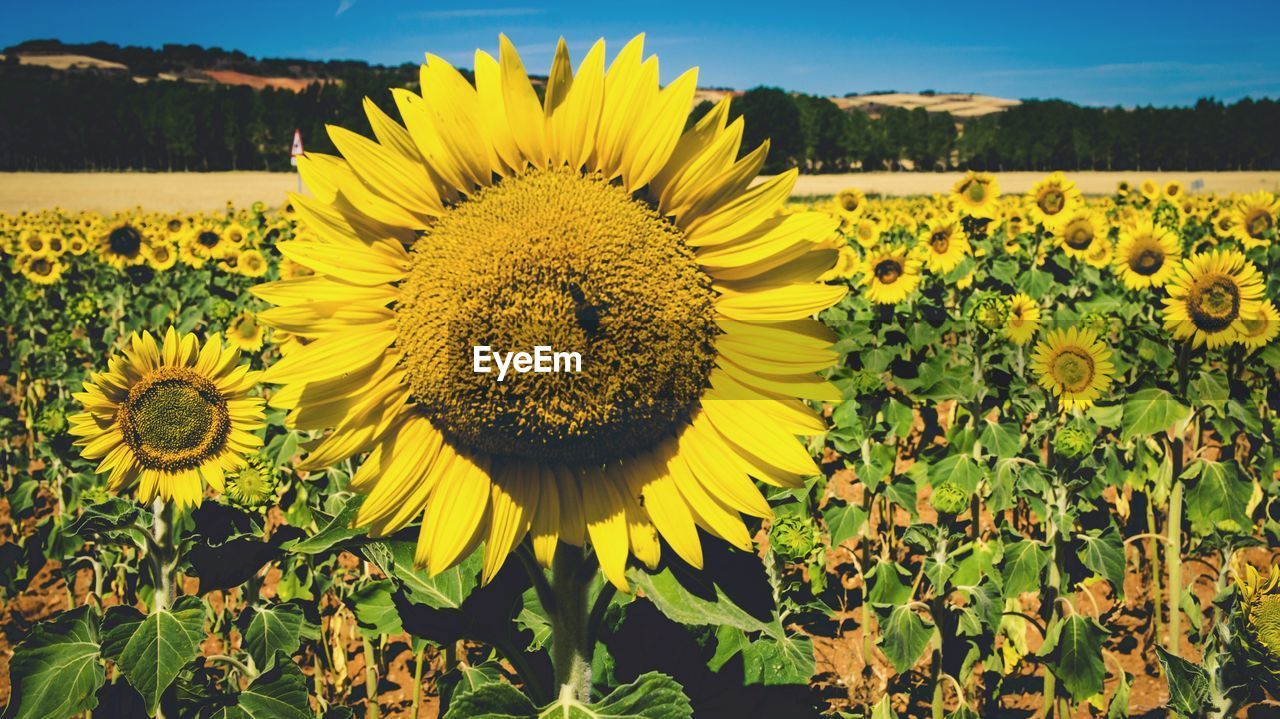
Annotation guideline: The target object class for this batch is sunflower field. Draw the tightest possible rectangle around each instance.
[3,36,1280,719]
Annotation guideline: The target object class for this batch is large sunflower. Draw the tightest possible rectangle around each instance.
[1162,250,1265,348]
[1031,326,1114,413]
[951,171,1000,219]
[1027,172,1082,230]
[1113,219,1181,290]
[1232,190,1278,249]
[916,216,970,275]
[255,36,845,589]
[859,246,921,304]
[69,328,265,509]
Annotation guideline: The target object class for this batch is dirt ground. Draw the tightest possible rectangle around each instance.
[1,171,1277,214]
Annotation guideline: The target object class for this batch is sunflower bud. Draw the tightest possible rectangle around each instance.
[1053,422,1095,460]
[1233,561,1280,694]
[770,515,822,563]
[207,298,236,323]
[970,293,1011,333]
[35,405,68,436]
[847,368,882,398]
[931,482,970,516]
[224,456,279,510]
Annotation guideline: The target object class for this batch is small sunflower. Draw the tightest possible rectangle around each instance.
[834,187,866,219]
[851,217,881,249]
[18,231,46,254]
[1031,326,1114,413]
[916,216,970,275]
[68,328,265,509]
[1139,179,1160,203]
[1083,236,1113,269]
[1027,172,1082,229]
[1163,181,1184,201]
[236,249,269,278]
[184,225,229,263]
[860,246,922,304]
[951,171,1000,219]
[145,241,179,271]
[1113,219,1181,289]
[18,251,65,285]
[1055,210,1104,259]
[67,235,89,256]
[227,311,266,352]
[224,222,250,248]
[1231,190,1278,250]
[819,246,861,282]
[1004,293,1041,345]
[99,221,150,269]
[224,455,279,509]
[1238,300,1280,350]
[1162,250,1265,348]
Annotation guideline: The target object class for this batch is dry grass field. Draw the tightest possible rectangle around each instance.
[1,170,1278,213]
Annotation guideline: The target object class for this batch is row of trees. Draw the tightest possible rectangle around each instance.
[2,61,1278,172]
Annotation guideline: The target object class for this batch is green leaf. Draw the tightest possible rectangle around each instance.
[1077,527,1126,598]
[1185,460,1252,534]
[444,672,692,719]
[347,580,403,638]
[1155,646,1209,718]
[242,602,310,670]
[1121,388,1191,441]
[65,497,151,548]
[364,540,480,609]
[870,695,898,719]
[105,595,206,715]
[1038,615,1106,702]
[284,493,366,555]
[1000,538,1048,598]
[237,658,313,719]
[739,629,815,686]
[929,453,984,495]
[822,502,867,548]
[878,604,932,674]
[979,421,1022,459]
[4,606,104,719]
[1106,669,1131,719]
[884,399,915,439]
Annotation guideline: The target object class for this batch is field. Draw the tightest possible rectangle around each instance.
[3,165,1280,719]
[2,171,1279,213]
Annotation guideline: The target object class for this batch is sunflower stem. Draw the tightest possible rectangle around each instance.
[1167,342,1190,656]
[550,544,593,702]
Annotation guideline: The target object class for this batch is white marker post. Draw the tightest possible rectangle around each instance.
[290,128,304,192]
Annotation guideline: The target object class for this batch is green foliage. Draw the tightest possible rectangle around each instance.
[3,606,103,719]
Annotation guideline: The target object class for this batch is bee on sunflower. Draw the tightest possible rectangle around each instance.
[951,171,1000,219]
[1031,326,1114,413]
[1162,249,1265,348]
[1112,218,1181,289]
[1027,172,1082,230]
[68,328,265,510]
[916,215,970,275]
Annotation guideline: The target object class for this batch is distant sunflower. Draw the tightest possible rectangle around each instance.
[1027,172,1082,229]
[1113,219,1181,289]
[184,225,229,264]
[860,246,921,304]
[1162,250,1265,348]
[1083,237,1113,269]
[68,328,265,509]
[145,241,179,271]
[1139,179,1160,202]
[227,311,266,352]
[834,187,866,218]
[19,251,65,285]
[1232,190,1278,250]
[67,235,90,256]
[99,221,148,269]
[255,36,844,589]
[18,231,45,254]
[236,249,269,278]
[1004,293,1041,345]
[1031,326,1114,413]
[917,216,970,274]
[951,171,1000,219]
[1055,210,1104,259]
[1163,181,1184,201]
[1238,300,1280,350]
[851,217,881,248]
[224,223,250,248]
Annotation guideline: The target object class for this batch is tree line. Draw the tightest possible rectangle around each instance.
[2,61,1277,172]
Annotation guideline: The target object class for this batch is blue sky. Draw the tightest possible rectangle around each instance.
[4,0,1278,106]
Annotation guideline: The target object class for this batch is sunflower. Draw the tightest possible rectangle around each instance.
[951,171,1000,219]
[1004,293,1041,345]
[1162,250,1265,348]
[1139,179,1160,203]
[254,36,844,590]
[859,246,921,304]
[227,311,266,352]
[1055,210,1104,259]
[236,249,269,278]
[851,217,881,248]
[819,246,861,282]
[68,328,265,509]
[1031,326,1114,413]
[916,216,970,274]
[99,221,149,269]
[145,241,179,271]
[224,222,250,248]
[1163,180,1184,201]
[1083,237,1113,269]
[1027,172,1082,229]
[67,235,89,256]
[184,225,230,263]
[18,231,46,254]
[834,187,865,219]
[18,251,65,285]
[43,233,66,256]
[1113,219,1181,289]
[1237,300,1280,350]
[1231,190,1278,250]
[1233,561,1280,695]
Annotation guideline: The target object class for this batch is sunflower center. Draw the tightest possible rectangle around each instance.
[117,367,230,470]
[840,195,860,212]
[1129,242,1164,275]
[929,232,950,253]
[1051,348,1095,393]
[1188,275,1241,330]
[965,181,986,203]
[109,225,142,257]
[874,259,903,284]
[1065,225,1093,250]
[1254,594,1280,659]
[1246,210,1272,238]
[1039,189,1065,215]
[198,231,221,248]
[396,167,717,464]
[30,258,54,276]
